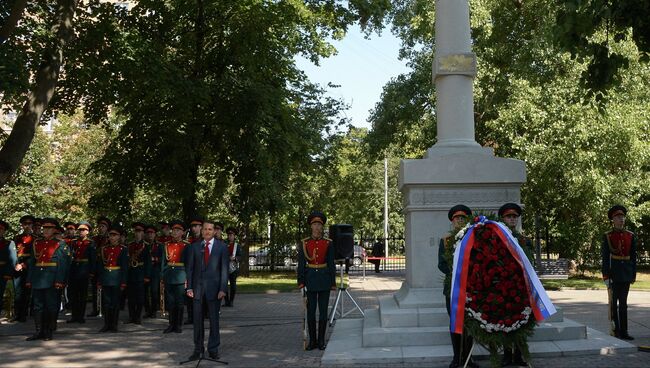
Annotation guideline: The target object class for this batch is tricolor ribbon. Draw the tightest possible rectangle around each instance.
[449,216,556,334]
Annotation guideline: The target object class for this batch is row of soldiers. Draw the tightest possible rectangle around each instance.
[0,214,240,341]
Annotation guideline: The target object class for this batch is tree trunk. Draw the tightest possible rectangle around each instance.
[0,0,77,188]
[0,0,28,44]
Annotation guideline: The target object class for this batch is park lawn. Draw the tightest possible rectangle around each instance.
[237,271,349,294]
[542,271,650,291]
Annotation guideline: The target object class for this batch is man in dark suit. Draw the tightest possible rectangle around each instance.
[185,220,229,361]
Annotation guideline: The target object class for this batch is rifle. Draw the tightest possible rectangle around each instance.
[160,279,166,317]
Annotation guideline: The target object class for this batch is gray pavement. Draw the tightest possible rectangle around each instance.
[0,273,648,367]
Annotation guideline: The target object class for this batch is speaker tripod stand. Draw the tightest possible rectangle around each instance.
[328,258,364,326]
[179,353,228,366]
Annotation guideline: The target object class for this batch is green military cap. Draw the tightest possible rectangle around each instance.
[448,205,472,221]
[19,215,36,224]
[307,210,326,225]
[498,203,522,218]
[608,205,627,220]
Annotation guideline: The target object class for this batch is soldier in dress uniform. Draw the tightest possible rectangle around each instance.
[184,217,203,324]
[63,222,78,245]
[12,215,36,322]
[144,224,162,318]
[157,221,173,244]
[67,221,96,323]
[97,225,128,332]
[89,216,111,317]
[498,203,533,367]
[25,218,69,341]
[126,222,152,324]
[51,225,71,329]
[438,205,478,368]
[224,227,241,307]
[297,210,336,351]
[602,205,637,340]
[0,220,17,319]
[161,220,189,333]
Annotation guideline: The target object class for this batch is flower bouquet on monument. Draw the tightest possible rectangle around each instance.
[448,216,556,367]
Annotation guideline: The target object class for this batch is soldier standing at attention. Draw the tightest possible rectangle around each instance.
[297,211,336,351]
[224,227,241,307]
[498,203,533,367]
[126,222,151,324]
[25,218,69,341]
[602,205,636,340]
[438,205,477,368]
[63,222,78,246]
[89,216,111,317]
[13,215,36,322]
[67,221,96,324]
[0,220,17,319]
[144,224,162,318]
[97,225,128,332]
[161,220,189,333]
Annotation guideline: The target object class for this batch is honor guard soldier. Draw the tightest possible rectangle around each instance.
[161,220,189,333]
[157,221,173,244]
[25,218,69,341]
[224,227,241,307]
[89,216,111,317]
[438,205,477,368]
[297,211,336,351]
[144,224,163,318]
[185,217,203,323]
[498,203,533,367]
[126,222,152,324]
[97,225,128,332]
[602,205,637,340]
[67,221,96,323]
[0,220,17,319]
[13,215,36,322]
[63,222,78,246]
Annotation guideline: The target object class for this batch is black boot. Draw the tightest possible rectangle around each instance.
[306,320,317,350]
[163,308,175,333]
[318,320,328,350]
[99,310,111,332]
[174,307,184,333]
[184,298,193,324]
[49,311,58,333]
[461,335,478,368]
[134,305,143,324]
[43,313,54,341]
[224,292,232,307]
[449,333,461,368]
[110,308,120,332]
[512,347,527,366]
[26,312,44,341]
[229,290,236,307]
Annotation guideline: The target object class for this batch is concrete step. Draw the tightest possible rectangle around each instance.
[378,295,449,328]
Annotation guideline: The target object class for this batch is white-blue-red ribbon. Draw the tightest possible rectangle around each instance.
[449,216,556,334]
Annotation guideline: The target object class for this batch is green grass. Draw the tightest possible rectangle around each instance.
[236,271,349,294]
[542,275,650,291]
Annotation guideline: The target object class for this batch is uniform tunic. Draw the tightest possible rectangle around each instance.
[27,238,69,314]
[0,237,17,316]
[127,241,152,308]
[68,237,96,320]
[161,241,188,309]
[297,237,335,321]
[145,240,163,314]
[97,244,128,311]
[13,232,34,320]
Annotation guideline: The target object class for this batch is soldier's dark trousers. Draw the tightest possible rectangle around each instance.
[225,273,237,306]
[101,286,121,332]
[165,283,185,331]
[144,276,160,317]
[68,277,89,322]
[30,288,58,340]
[306,290,330,350]
[611,282,631,336]
[89,276,99,316]
[127,282,145,323]
[0,279,7,316]
[13,272,30,321]
[445,296,474,366]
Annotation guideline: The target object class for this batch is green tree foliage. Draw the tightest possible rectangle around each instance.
[554,0,650,96]
[367,0,650,267]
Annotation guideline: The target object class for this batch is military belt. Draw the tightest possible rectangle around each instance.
[73,258,89,263]
[611,255,630,261]
[130,262,144,267]
[168,262,184,266]
[36,262,57,267]
[0,261,6,265]
[105,266,121,271]
[307,263,327,269]
[18,253,31,257]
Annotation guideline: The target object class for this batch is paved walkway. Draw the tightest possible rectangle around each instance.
[0,273,648,367]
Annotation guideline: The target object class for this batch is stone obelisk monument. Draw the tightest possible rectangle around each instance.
[395,0,525,308]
